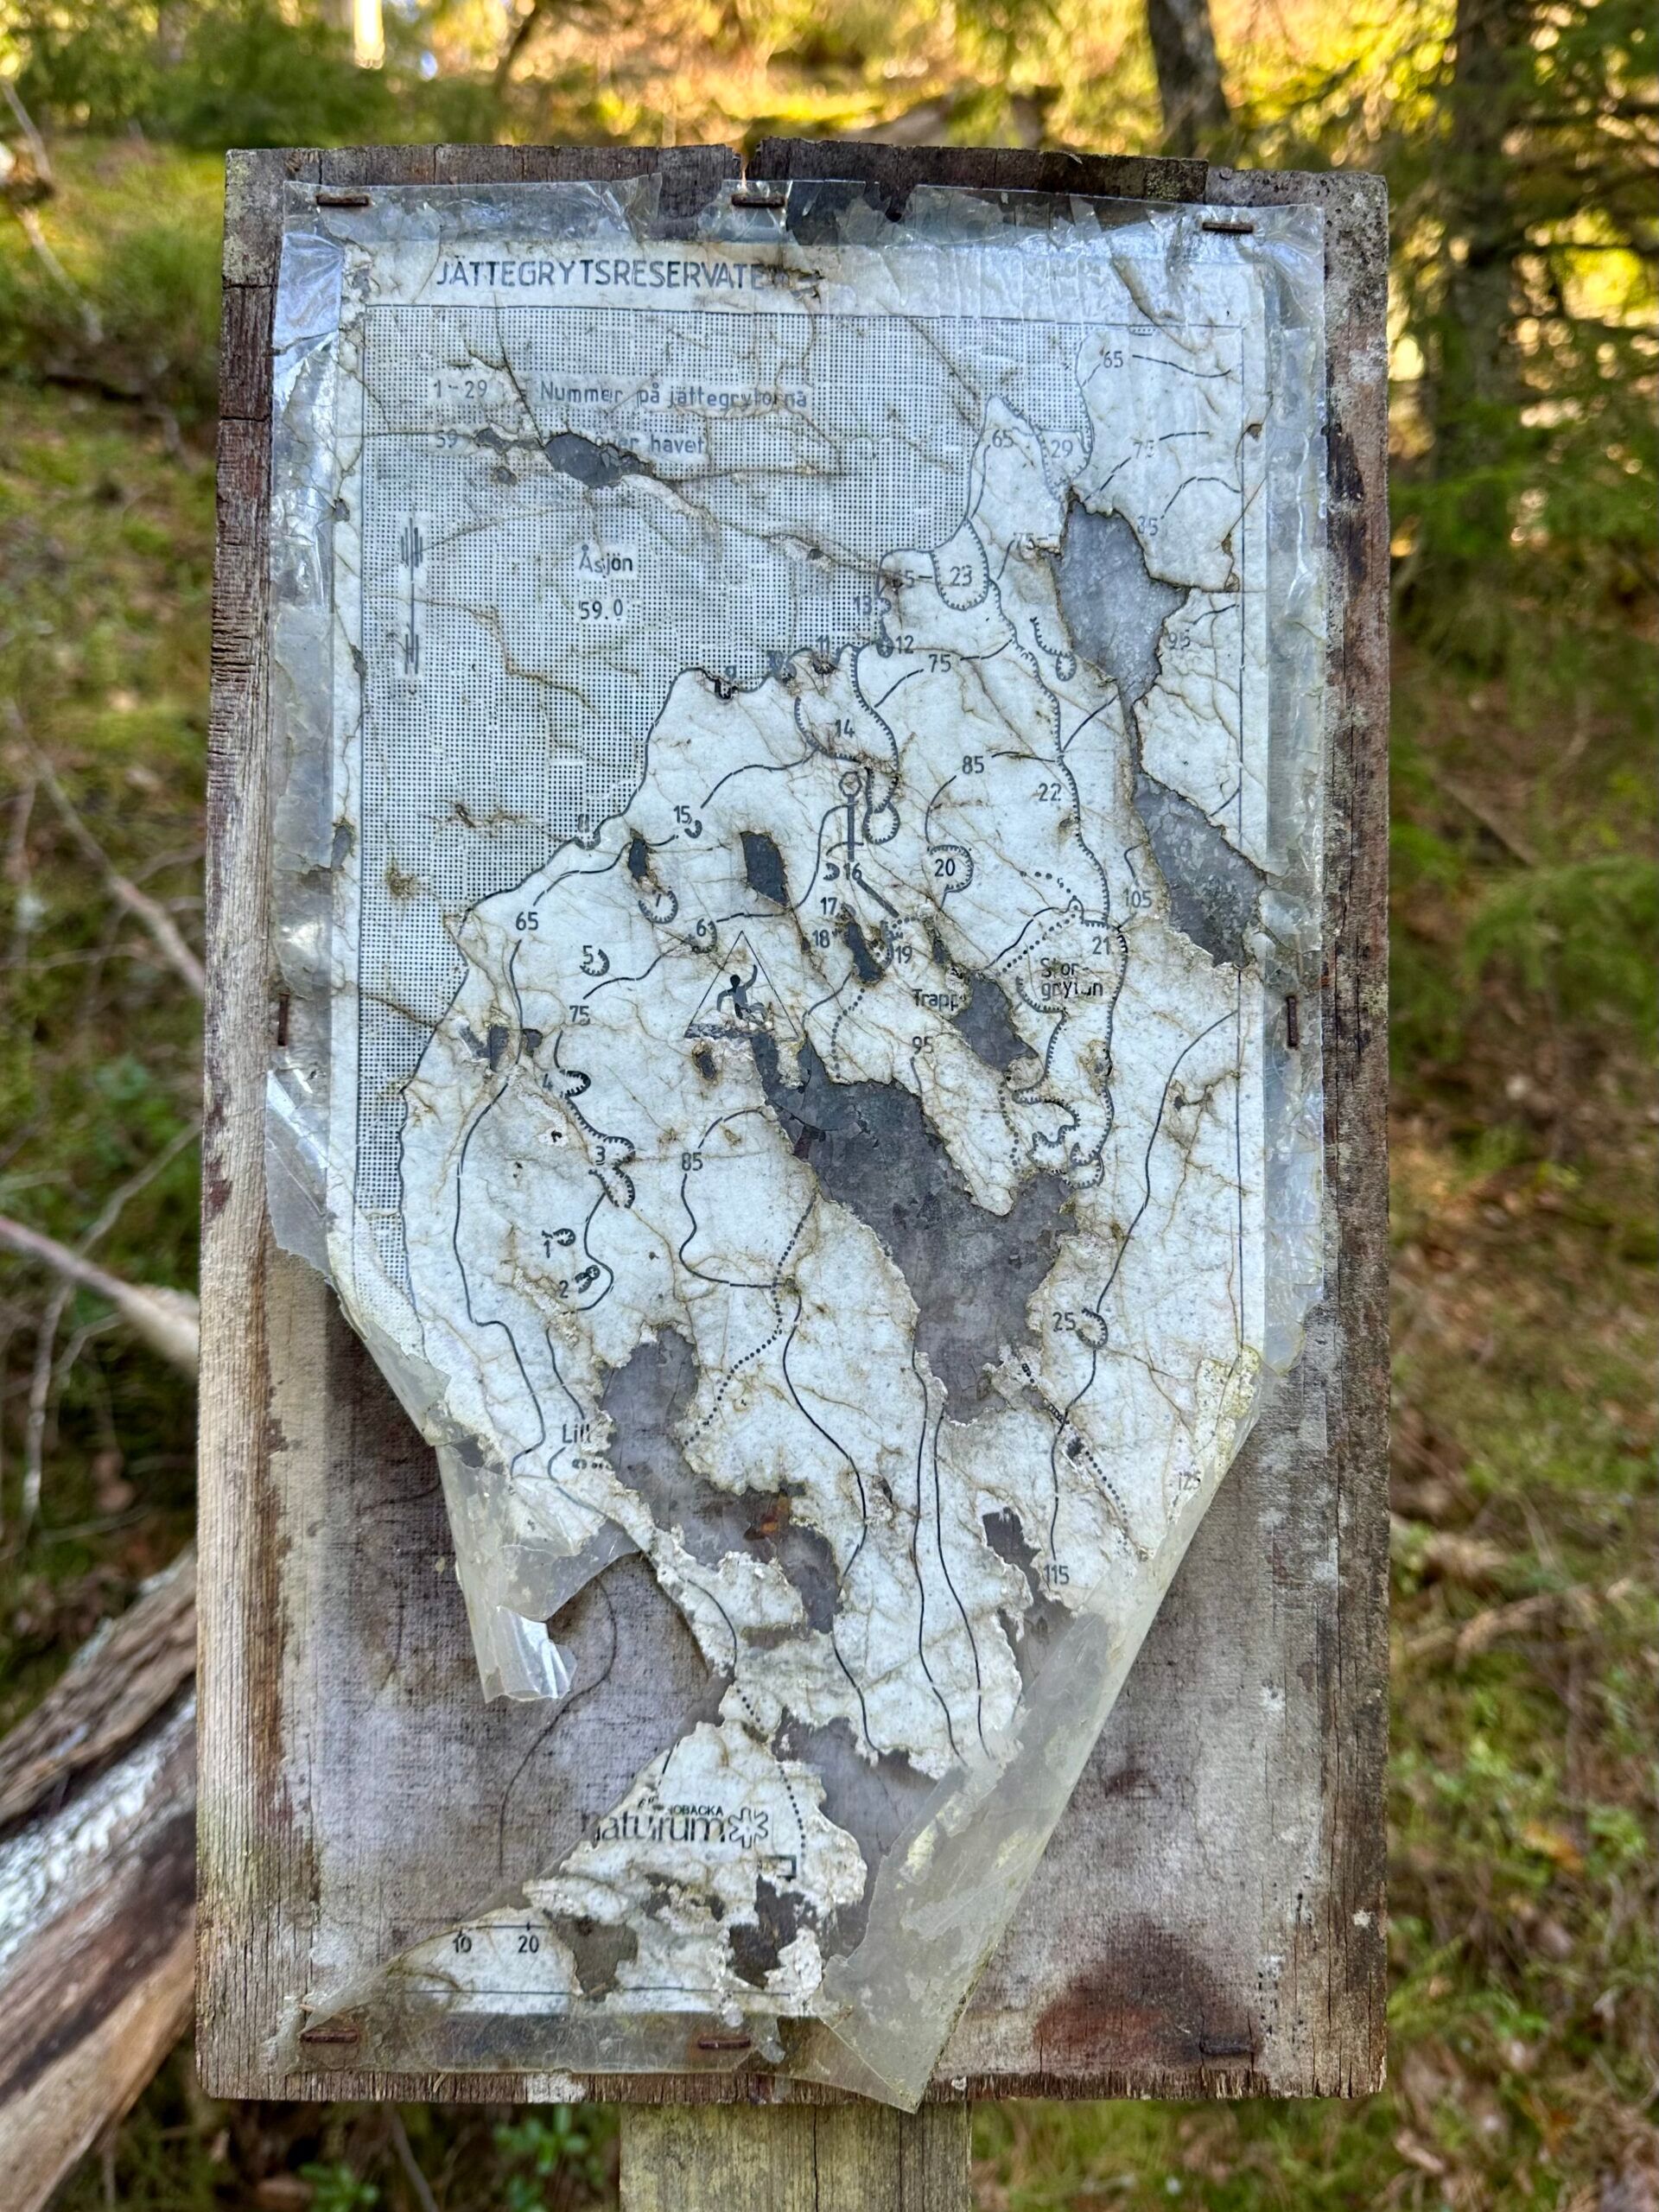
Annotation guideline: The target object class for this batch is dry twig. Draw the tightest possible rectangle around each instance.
[0,84,101,346]
[0,1211,200,1377]
[10,718,204,998]
[2,1122,200,1529]
[21,1277,71,1533]
[388,2111,442,2212]
[1427,767,1541,868]
[5,777,38,971]
[1398,1578,1635,1671]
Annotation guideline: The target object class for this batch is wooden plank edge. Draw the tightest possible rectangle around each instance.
[197,144,304,2099]
[0,1550,195,1831]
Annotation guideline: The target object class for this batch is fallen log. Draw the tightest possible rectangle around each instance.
[0,1550,197,2212]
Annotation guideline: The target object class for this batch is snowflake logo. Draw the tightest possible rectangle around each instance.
[725,1805,770,1849]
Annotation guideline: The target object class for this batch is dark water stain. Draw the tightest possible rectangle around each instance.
[1099,1764,1162,1802]
[982,1506,1039,1591]
[601,1333,839,1631]
[553,1914,639,1999]
[728,1877,808,1987]
[1133,772,1262,967]
[1033,1916,1257,2074]
[981,1506,1066,1688]
[753,1036,1070,1409]
[543,431,646,489]
[777,1716,936,1947]
[741,828,789,906]
[951,976,1027,1071]
[840,913,882,983]
[1053,502,1263,966]
[1054,506,1185,709]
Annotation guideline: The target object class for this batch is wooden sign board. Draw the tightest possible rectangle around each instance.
[198,140,1389,2108]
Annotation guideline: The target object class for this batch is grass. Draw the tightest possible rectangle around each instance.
[0,375,208,1729]
[0,140,224,423]
[0,137,1653,2212]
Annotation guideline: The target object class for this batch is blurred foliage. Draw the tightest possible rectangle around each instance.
[0,143,223,416]
[1236,0,1656,662]
[48,2069,621,2209]
[495,2108,616,2206]
[5,0,492,146]
[0,0,1654,2207]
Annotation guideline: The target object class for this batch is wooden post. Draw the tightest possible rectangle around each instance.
[620,2101,970,2211]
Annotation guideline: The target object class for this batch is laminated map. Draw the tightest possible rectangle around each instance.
[264,175,1327,2106]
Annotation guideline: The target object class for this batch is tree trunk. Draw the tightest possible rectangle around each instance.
[1402,0,1532,645]
[0,1553,197,2212]
[1145,0,1230,156]
[494,0,552,99]
[351,0,384,72]
[1433,0,1529,473]
[319,0,383,68]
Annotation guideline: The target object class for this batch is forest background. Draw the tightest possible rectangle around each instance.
[0,0,1653,2202]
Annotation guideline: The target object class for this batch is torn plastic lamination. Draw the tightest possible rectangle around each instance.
[265,175,1327,2105]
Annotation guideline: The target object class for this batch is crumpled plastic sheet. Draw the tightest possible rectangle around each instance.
[264,172,1328,2107]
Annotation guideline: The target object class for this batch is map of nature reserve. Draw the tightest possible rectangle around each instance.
[266,178,1326,2103]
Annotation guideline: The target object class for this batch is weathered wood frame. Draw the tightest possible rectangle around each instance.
[199,140,1389,2107]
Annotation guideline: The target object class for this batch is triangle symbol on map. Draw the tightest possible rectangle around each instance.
[684,932,802,1043]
